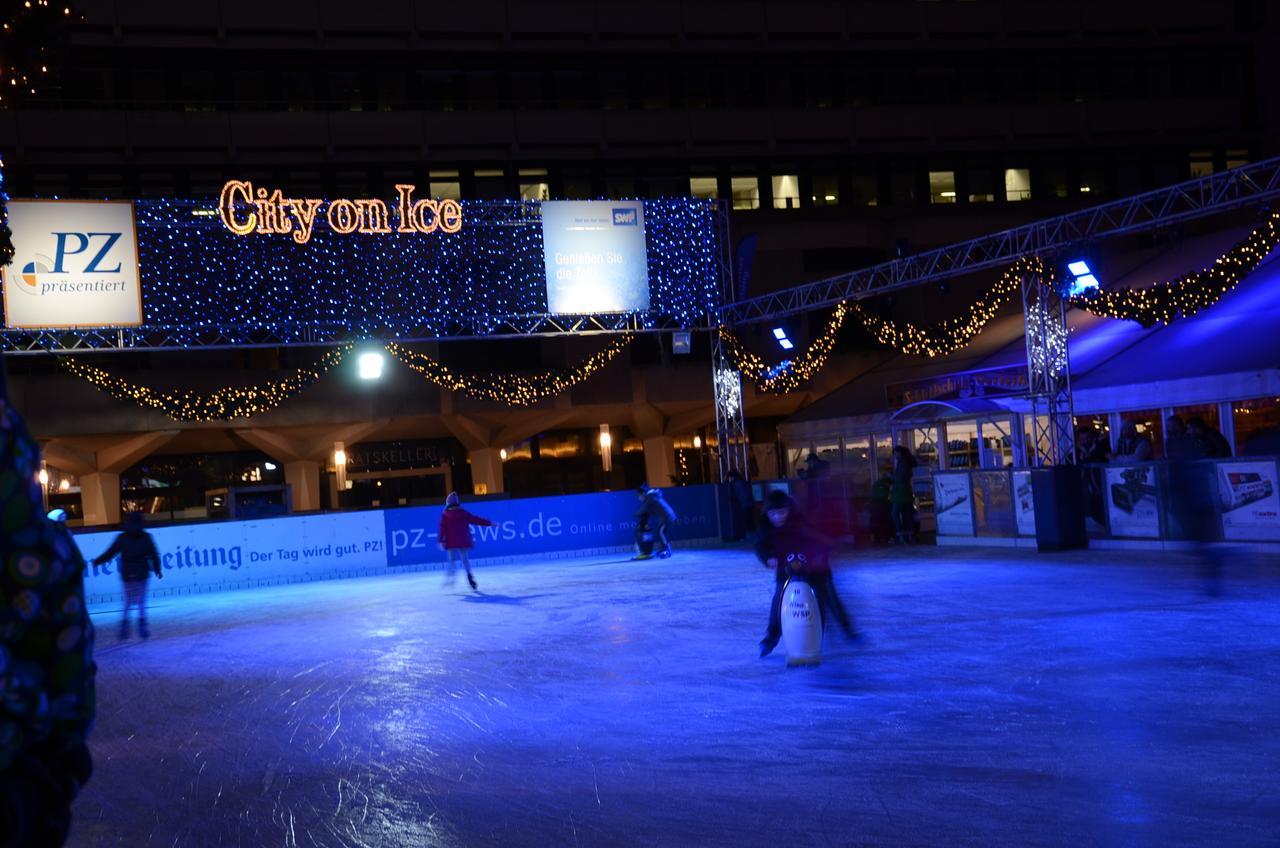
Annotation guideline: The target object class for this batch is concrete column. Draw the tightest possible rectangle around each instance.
[642,435,677,489]
[284,460,322,512]
[469,448,504,495]
[80,472,121,526]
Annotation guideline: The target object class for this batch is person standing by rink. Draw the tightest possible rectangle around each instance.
[635,484,677,559]
[91,512,164,639]
[755,490,857,658]
[438,491,494,590]
[725,469,755,543]
[889,445,918,544]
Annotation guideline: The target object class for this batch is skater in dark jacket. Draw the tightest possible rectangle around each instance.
[635,485,677,559]
[92,511,163,639]
[755,490,856,657]
[438,491,494,590]
[1,358,96,848]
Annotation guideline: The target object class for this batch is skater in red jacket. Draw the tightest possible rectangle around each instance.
[438,491,494,590]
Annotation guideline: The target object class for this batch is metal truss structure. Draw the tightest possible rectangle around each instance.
[0,313,702,355]
[720,155,1280,325]
[711,329,749,483]
[1021,270,1075,466]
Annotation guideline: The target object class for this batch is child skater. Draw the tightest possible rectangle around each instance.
[438,491,494,590]
[755,490,858,657]
[91,511,163,639]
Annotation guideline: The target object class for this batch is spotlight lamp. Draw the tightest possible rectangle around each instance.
[357,351,385,380]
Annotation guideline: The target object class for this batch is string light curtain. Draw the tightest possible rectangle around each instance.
[718,303,849,394]
[1068,211,1280,327]
[386,335,633,406]
[132,198,720,340]
[59,345,352,422]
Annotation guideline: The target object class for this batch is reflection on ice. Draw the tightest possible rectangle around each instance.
[70,547,1280,847]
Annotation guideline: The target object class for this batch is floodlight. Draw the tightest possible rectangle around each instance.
[357,351,385,380]
[772,327,795,350]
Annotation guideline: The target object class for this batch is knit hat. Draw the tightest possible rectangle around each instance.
[446,491,460,506]
[765,490,792,511]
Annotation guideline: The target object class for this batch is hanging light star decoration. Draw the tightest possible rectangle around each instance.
[0,1,76,107]
[1067,212,1280,327]
[385,334,633,406]
[59,345,353,422]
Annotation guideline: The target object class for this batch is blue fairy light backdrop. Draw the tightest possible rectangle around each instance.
[132,198,723,340]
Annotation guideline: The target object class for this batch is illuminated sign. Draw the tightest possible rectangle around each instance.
[217,181,464,244]
[1,200,143,328]
[540,200,650,314]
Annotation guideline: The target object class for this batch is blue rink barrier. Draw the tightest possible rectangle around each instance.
[73,485,720,605]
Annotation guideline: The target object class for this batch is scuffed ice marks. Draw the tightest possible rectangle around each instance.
[66,549,1280,847]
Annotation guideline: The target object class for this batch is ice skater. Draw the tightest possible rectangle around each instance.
[91,511,163,639]
[634,484,677,559]
[755,490,857,657]
[438,491,494,590]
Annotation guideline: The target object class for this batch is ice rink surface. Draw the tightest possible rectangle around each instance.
[69,545,1280,847]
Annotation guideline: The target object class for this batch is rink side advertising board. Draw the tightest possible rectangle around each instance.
[933,472,976,536]
[1,200,143,328]
[73,486,720,604]
[383,486,717,567]
[540,200,650,314]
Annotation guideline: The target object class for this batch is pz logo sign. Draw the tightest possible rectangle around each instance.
[50,232,124,274]
[611,208,638,226]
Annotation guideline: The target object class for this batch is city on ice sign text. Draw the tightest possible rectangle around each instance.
[217,180,464,244]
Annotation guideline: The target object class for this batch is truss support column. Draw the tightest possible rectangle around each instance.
[711,330,749,482]
[1021,271,1076,466]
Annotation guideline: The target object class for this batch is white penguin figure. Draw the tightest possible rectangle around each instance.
[780,573,823,666]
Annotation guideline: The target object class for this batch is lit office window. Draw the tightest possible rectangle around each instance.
[929,171,957,204]
[811,174,839,206]
[428,170,461,200]
[730,177,760,210]
[1225,149,1248,171]
[1004,168,1032,201]
[518,168,549,201]
[689,176,719,200]
[772,174,800,209]
[1189,151,1214,178]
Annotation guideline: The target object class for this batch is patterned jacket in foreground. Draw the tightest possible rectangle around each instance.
[0,401,96,772]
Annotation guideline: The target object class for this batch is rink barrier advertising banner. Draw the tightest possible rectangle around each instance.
[1216,460,1280,541]
[1012,470,1037,536]
[2,200,143,328]
[1105,464,1161,538]
[74,511,388,602]
[933,472,975,536]
[73,486,719,603]
[383,486,717,566]
[540,200,650,314]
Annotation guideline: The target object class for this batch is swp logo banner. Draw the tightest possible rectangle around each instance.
[74,511,386,602]
[541,199,649,314]
[2,200,143,328]
[384,485,719,566]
